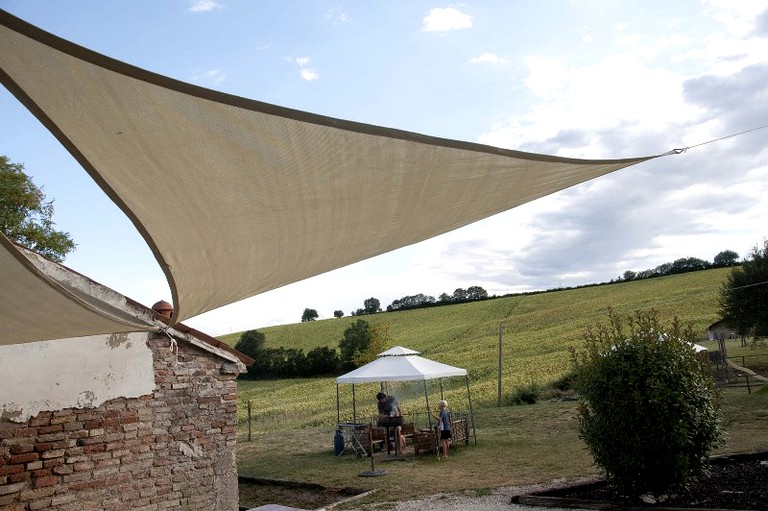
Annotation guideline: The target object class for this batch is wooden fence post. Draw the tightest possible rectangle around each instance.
[247,400,253,442]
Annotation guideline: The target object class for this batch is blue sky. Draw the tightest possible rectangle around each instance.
[1,1,767,335]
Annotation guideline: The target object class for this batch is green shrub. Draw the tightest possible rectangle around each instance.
[572,309,723,497]
[551,370,577,391]
[506,382,541,405]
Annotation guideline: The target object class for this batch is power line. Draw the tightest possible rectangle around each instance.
[665,124,768,155]
[723,280,768,292]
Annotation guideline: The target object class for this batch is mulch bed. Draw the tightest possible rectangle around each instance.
[512,451,768,510]
[238,475,371,510]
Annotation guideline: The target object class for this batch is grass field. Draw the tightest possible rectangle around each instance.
[222,268,768,508]
[225,269,732,430]
[236,387,768,509]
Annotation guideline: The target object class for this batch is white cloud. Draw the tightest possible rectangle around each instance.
[288,57,319,81]
[704,0,767,36]
[469,53,508,64]
[192,69,226,85]
[422,7,473,32]
[325,6,350,24]
[189,0,221,13]
[285,57,320,82]
[300,68,320,81]
[523,57,569,99]
[482,51,706,159]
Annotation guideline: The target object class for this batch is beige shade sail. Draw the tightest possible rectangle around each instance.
[0,234,155,345]
[0,10,663,331]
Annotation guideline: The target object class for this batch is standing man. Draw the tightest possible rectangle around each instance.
[376,392,405,454]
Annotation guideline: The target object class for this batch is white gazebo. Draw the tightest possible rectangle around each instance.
[335,346,476,442]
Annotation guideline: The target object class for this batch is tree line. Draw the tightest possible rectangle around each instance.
[617,250,740,282]
[299,250,741,322]
[235,319,390,380]
[387,285,489,312]
[300,286,490,323]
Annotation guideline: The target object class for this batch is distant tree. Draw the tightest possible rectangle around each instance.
[466,285,488,300]
[668,257,710,275]
[635,268,655,279]
[234,329,265,360]
[333,310,344,318]
[338,319,372,370]
[247,351,272,379]
[266,347,305,378]
[713,250,739,268]
[719,239,768,339]
[622,270,637,281]
[653,262,673,277]
[0,155,75,262]
[438,292,452,304]
[452,288,468,302]
[387,293,436,311]
[362,297,381,315]
[301,308,319,322]
[284,348,306,377]
[353,323,392,366]
[305,346,339,375]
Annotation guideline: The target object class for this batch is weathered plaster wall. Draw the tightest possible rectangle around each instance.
[0,331,241,510]
[0,332,155,423]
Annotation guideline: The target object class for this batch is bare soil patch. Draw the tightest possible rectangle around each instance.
[238,475,370,510]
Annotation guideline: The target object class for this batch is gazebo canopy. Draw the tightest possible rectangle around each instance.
[336,346,467,383]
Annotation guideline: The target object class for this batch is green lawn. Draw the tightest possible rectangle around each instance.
[236,387,768,508]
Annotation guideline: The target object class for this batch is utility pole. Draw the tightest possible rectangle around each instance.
[497,321,503,407]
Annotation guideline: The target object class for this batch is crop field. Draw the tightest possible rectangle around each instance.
[224,268,733,432]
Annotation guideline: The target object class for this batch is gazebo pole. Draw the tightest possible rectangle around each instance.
[336,384,340,425]
[423,380,432,430]
[352,384,357,425]
[465,375,477,445]
[424,380,437,456]
[439,378,444,400]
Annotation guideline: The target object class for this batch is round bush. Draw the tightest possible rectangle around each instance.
[572,309,723,496]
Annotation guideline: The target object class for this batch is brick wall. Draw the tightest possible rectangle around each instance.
[0,332,241,510]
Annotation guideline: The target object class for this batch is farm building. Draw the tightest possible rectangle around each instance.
[707,319,739,341]
[1,245,254,510]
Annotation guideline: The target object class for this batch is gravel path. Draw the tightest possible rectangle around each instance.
[341,478,597,511]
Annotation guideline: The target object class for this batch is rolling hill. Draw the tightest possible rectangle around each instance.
[219,268,730,430]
